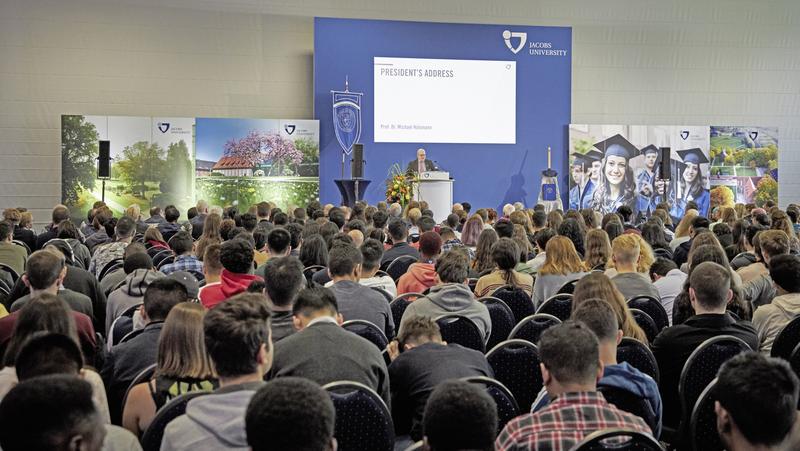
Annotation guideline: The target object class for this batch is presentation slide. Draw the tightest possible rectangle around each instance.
[373,57,516,144]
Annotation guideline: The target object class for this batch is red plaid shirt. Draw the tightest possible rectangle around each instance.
[495,391,652,451]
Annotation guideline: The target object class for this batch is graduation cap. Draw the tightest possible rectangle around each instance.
[585,149,604,161]
[571,152,600,168]
[677,148,709,165]
[640,144,660,156]
[593,134,638,160]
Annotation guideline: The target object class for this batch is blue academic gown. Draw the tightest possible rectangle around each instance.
[667,189,709,221]
[569,180,596,211]
[636,170,656,215]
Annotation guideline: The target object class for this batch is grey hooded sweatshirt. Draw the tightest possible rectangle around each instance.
[160,382,263,451]
[105,268,163,335]
[398,283,491,342]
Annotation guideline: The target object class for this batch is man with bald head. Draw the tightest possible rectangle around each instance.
[406,148,436,174]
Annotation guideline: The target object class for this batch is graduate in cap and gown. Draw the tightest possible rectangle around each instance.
[655,148,710,220]
[590,134,639,216]
[636,145,660,216]
[569,150,603,211]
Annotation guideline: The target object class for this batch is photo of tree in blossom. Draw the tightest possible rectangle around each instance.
[195,118,320,209]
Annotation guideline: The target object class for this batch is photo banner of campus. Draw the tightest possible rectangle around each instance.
[568,124,778,222]
[61,115,319,222]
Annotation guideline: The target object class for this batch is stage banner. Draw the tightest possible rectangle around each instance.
[568,125,711,222]
[61,115,195,223]
[332,88,363,156]
[709,126,778,207]
[194,118,319,210]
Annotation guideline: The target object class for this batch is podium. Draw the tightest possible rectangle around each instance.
[412,172,453,223]
[334,179,370,208]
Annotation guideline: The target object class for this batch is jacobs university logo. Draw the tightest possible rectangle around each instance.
[157,122,170,133]
[680,130,689,140]
[502,30,527,54]
[284,124,296,135]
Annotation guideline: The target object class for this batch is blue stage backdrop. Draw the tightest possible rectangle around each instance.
[314,18,571,209]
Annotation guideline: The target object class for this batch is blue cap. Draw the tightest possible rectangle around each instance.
[677,148,709,165]
[641,144,660,156]
[593,134,638,160]
[571,151,600,167]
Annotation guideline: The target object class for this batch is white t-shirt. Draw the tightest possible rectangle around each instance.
[325,275,397,298]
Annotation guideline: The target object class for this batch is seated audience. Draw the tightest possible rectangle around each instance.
[327,243,394,337]
[672,214,708,266]
[496,321,651,450]
[262,256,305,342]
[299,234,328,268]
[573,272,648,343]
[162,293,272,451]
[11,250,94,320]
[532,236,588,308]
[36,204,70,250]
[354,238,397,296]
[398,231,442,295]
[194,213,222,261]
[145,206,166,225]
[122,303,216,437]
[2,208,35,253]
[105,252,162,335]
[742,230,791,308]
[527,228,555,273]
[245,377,336,451]
[715,352,800,451]
[471,228,499,275]
[730,224,764,270]
[57,220,91,270]
[199,238,263,309]
[476,237,535,298]
[532,299,662,436]
[0,375,117,451]
[423,380,498,451]
[90,216,135,277]
[388,316,493,440]
[380,219,421,269]
[399,250,491,342]
[102,278,188,424]
[160,231,203,277]
[609,234,660,300]
[158,205,182,243]
[739,229,788,283]
[0,221,26,276]
[752,254,800,354]
[269,287,390,406]
[440,226,473,260]
[650,257,684,325]
[583,229,611,271]
[652,262,759,428]
[100,242,147,297]
[197,243,222,301]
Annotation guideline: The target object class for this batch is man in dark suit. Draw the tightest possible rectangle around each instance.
[190,200,209,240]
[269,286,390,406]
[387,316,493,440]
[35,205,70,250]
[651,261,759,428]
[100,278,188,424]
[405,148,436,174]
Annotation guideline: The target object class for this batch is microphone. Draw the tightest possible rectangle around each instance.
[433,160,440,171]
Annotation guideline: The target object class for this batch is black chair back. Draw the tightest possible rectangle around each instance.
[572,428,664,451]
[598,386,659,437]
[678,336,751,436]
[121,363,156,417]
[486,339,543,412]
[478,297,515,350]
[303,265,327,281]
[386,255,418,281]
[491,285,535,324]
[12,240,31,256]
[536,293,573,321]
[140,391,208,451]
[370,286,393,303]
[157,255,176,270]
[0,263,19,283]
[98,258,124,281]
[467,277,479,293]
[390,293,423,328]
[324,381,394,451]
[508,313,562,345]
[617,337,660,383]
[629,309,659,344]
[790,342,800,385]
[689,378,721,451]
[108,303,143,350]
[771,316,800,359]
[556,278,579,295]
[435,315,485,352]
[341,319,389,351]
[151,249,173,268]
[461,376,519,433]
[627,296,669,332]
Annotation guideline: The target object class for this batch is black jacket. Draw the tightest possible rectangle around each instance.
[380,242,420,270]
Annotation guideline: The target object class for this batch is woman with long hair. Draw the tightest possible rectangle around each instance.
[641,221,672,260]
[144,227,170,252]
[669,209,699,251]
[123,303,216,437]
[590,135,639,216]
[558,218,586,257]
[461,214,485,248]
[299,235,329,268]
[471,229,499,275]
[657,149,710,220]
[195,213,222,261]
[0,294,110,421]
[584,229,611,271]
[770,210,800,253]
[671,244,751,325]
[475,238,534,298]
[603,219,624,244]
[580,208,598,230]
[533,236,588,307]
[546,210,563,231]
[511,224,535,274]
[572,272,648,344]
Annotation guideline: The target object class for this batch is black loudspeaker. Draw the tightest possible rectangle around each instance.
[659,147,671,180]
[351,143,364,178]
[98,140,111,178]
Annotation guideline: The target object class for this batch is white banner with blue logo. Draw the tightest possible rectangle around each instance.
[331,90,362,155]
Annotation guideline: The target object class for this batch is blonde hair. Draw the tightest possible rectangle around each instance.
[125,204,141,221]
[674,209,699,238]
[607,234,656,274]
[144,226,165,243]
[19,211,33,228]
[540,236,585,276]
[719,207,737,227]
[584,229,611,270]
[156,303,215,379]
[407,208,422,225]
[573,272,648,343]
[611,234,641,267]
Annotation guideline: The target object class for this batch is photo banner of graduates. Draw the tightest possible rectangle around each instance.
[568,125,714,223]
